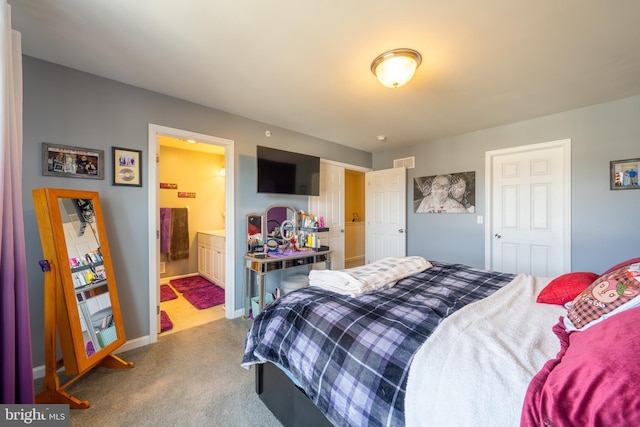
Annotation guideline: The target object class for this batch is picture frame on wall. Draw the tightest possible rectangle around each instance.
[42,142,104,179]
[112,146,142,187]
[414,171,476,213]
[610,158,639,190]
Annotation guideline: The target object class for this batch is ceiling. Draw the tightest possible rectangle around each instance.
[157,135,224,155]
[10,0,640,153]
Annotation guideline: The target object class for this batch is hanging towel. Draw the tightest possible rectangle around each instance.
[160,208,171,254]
[169,208,190,261]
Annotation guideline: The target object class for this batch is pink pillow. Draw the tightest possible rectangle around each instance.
[564,265,640,331]
[536,272,599,305]
[521,308,640,426]
[602,257,640,275]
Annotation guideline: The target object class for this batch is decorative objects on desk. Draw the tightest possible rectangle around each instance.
[112,146,142,187]
[264,247,315,258]
[610,158,640,190]
[42,142,104,179]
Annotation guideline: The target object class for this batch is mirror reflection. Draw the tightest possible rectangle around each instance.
[265,205,295,244]
[247,213,263,252]
[59,197,116,357]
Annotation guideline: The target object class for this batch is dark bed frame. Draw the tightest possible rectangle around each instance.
[255,362,333,427]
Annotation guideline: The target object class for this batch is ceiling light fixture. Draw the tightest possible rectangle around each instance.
[371,48,422,89]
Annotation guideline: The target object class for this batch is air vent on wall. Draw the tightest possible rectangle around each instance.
[393,156,415,169]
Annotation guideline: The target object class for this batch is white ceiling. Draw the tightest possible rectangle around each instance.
[10,0,640,153]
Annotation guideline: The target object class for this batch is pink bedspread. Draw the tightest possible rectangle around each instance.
[521,308,640,426]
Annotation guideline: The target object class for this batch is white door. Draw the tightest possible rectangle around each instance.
[311,162,345,270]
[485,139,571,277]
[365,167,407,263]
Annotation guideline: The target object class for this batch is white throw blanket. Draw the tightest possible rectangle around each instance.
[405,273,565,427]
[309,256,432,297]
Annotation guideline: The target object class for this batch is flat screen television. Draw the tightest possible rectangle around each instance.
[257,146,320,196]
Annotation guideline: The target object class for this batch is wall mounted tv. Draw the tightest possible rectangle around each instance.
[257,145,320,196]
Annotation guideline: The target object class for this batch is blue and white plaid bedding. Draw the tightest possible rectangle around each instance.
[242,262,516,427]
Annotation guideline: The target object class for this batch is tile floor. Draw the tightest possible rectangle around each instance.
[159,280,226,336]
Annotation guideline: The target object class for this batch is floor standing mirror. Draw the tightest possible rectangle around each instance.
[33,188,133,408]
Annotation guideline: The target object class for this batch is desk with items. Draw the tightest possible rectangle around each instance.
[244,204,331,317]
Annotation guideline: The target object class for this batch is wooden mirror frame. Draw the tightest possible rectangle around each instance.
[33,188,132,408]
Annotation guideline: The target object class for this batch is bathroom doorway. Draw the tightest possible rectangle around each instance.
[147,124,235,344]
[157,136,226,335]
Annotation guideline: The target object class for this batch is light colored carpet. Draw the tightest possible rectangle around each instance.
[35,318,283,427]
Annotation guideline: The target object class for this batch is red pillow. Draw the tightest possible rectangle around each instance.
[602,257,640,275]
[536,272,599,305]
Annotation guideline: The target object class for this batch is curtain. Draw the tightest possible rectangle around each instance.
[0,2,34,404]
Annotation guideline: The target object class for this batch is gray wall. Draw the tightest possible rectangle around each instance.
[22,56,372,367]
[373,96,640,273]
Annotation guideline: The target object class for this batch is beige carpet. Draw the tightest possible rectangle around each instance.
[35,318,283,427]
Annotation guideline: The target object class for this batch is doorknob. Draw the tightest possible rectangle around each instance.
[399,229,405,233]
[494,233,502,239]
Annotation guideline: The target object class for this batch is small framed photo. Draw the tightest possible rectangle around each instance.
[42,142,104,179]
[610,158,640,190]
[112,147,142,187]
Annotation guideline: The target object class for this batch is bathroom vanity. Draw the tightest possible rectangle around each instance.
[197,229,225,288]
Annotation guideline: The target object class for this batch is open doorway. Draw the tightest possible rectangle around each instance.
[157,136,225,335]
[344,169,366,268]
[147,124,235,344]
[313,160,369,270]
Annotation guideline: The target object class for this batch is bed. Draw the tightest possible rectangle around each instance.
[242,257,640,426]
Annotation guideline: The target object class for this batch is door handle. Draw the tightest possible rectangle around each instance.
[494,233,502,239]
[399,229,405,234]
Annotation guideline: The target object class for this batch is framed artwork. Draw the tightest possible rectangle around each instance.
[414,171,476,213]
[42,142,104,179]
[112,147,142,187]
[610,158,639,190]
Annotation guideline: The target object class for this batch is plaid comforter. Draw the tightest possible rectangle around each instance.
[242,262,516,427]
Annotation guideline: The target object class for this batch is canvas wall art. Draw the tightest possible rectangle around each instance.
[414,171,475,213]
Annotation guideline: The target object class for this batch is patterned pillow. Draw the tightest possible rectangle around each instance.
[564,265,640,331]
[536,272,599,305]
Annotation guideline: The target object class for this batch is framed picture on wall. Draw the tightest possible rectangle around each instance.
[42,142,104,179]
[610,158,640,190]
[112,146,142,187]
[414,171,476,213]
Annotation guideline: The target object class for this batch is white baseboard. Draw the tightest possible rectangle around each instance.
[32,335,152,380]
